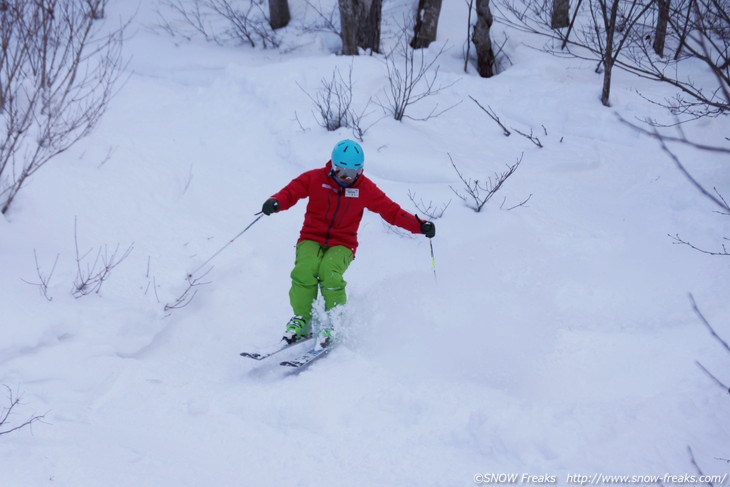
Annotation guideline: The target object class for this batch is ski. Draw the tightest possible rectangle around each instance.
[280,345,331,368]
[240,335,314,361]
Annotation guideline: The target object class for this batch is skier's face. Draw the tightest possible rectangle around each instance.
[333,166,362,184]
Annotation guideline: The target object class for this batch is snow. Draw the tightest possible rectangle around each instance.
[1,1,729,485]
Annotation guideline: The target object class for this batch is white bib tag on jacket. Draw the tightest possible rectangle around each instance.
[345,188,359,198]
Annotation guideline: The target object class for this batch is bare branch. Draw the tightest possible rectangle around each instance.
[301,0,340,35]
[501,193,533,210]
[469,95,511,135]
[72,217,134,297]
[670,233,729,256]
[492,0,729,113]
[155,0,279,49]
[407,190,451,219]
[0,0,128,214]
[695,361,730,394]
[512,126,543,147]
[618,115,730,155]
[690,294,730,355]
[164,270,212,312]
[0,385,45,436]
[378,24,459,121]
[448,152,524,212]
[688,446,718,487]
[658,139,730,215]
[300,64,352,131]
[298,64,378,140]
[21,250,59,301]
[690,294,730,396]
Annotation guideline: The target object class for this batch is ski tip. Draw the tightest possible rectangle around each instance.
[240,352,264,360]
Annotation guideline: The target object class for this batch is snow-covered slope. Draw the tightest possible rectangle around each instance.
[1,1,728,486]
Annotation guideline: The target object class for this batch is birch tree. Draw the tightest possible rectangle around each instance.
[473,0,496,77]
[652,0,670,56]
[411,0,443,49]
[269,0,291,30]
[551,0,570,28]
[338,0,382,54]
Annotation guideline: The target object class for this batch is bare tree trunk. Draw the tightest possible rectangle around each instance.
[269,0,291,30]
[338,0,359,55]
[600,0,620,106]
[411,0,443,49]
[338,0,382,55]
[357,0,381,53]
[551,0,570,28]
[652,0,669,57]
[473,0,495,77]
[594,0,653,106]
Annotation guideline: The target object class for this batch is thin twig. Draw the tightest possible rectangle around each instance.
[695,361,730,394]
[689,294,730,395]
[164,270,212,312]
[379,25,459,121]
[512,126,543,147]
[407,190,451,219]
[670,233,729,256]
[448,152,524,212]
[72,217,134,297]
[21,250,59,301]
[688,446,716,487]
[502,193,533,210]
[690,294,730,355]
[0,385,46,436]
[469,95,511,136]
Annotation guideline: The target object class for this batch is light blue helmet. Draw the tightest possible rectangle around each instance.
[331,139,364,170]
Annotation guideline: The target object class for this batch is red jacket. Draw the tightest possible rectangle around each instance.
[271,161,422,255]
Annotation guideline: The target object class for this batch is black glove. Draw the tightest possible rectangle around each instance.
[420,220,435,238]
[262,198,279,215]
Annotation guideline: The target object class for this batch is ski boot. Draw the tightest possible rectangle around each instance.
[282,316,309,344]
[315,328,332,351]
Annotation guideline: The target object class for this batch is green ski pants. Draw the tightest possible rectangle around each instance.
[289,240,354,326]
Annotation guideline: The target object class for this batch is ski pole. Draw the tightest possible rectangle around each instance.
[429,239,437,281]
[188,213,264,278]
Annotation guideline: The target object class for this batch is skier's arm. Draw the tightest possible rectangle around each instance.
[366,183,434,237]
[266,171,313,213]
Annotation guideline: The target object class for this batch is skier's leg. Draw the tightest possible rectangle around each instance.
[289,240,324,331]
[313,245,353,349]
[318,245,354,311]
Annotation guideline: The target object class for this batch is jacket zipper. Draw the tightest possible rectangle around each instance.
[324,187,343,246]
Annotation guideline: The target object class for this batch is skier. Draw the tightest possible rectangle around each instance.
[261,139,436,350]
